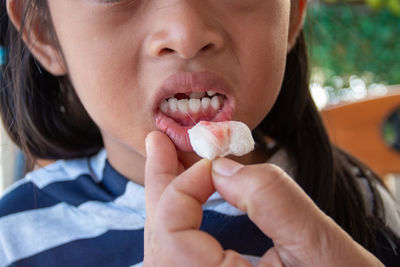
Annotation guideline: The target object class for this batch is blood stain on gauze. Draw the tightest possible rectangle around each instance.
[188,121,255,160]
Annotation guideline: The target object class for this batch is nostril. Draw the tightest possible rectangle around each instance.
[159,48,175,56]
[159,44,213,57]
[201,43,214,52]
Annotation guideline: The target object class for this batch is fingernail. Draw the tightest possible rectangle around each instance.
[212,158,243,176]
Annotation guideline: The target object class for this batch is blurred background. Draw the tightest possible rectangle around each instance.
[1,0,400,199]
[306,0,400,108]
[306,0,400,200]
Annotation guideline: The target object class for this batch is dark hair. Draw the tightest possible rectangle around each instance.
[256,32,399,253]
[0,0,103,171]
[0,0,398,257]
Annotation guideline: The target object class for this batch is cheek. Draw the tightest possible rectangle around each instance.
[233,23,289,129]
[69,55,135,119]
[48,3,148,142]
[62,40,151,149]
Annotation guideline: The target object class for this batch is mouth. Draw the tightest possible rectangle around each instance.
[153,72,235,152]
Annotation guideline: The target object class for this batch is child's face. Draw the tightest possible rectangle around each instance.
[46,0,293,176]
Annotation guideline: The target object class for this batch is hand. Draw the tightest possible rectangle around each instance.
[143,131,383,267]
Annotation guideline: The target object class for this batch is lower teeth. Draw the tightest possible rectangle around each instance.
[160,95,221,114]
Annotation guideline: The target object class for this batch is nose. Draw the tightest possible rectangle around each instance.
[145,1,225,59]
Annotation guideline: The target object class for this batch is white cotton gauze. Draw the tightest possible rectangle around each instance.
[188,121,255,160]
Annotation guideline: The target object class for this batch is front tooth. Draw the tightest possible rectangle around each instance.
[207,91,217,97]
[168,98,178,112]
[189,92,206,99]
[160,100,169,113]
[211,95,220,110]
[178,99,189,113]
[201,97,210,110]
[189,99,201,113]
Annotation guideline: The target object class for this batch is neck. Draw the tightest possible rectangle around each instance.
[103,136,146,186]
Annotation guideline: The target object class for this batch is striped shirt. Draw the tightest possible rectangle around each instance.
[0,149,399,266]
[0,149,271,266]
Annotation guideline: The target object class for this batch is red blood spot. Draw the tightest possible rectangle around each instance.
[213,129,225,141]
[201,122,226,141]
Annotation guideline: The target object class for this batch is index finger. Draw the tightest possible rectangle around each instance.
[152,159,253,266]
[145,131,183,216]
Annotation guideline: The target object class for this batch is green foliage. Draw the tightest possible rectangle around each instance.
[365,0,400,15]
[304,3,400,88]
[324,0,400,16]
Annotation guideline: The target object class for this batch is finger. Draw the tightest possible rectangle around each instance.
[161,232,252,267]
[155,159,251,266]
[211,158,323,247]
[156,158,214,232]
[212,160,384,267]
[144,131,182,216]
[257,247,284,267]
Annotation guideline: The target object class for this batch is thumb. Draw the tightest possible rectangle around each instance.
[257,247,284,267]
[145,131,182,215]
[211,157,323,248]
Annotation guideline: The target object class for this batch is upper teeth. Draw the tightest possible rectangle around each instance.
[189,92,206,99]
[160,92,222,114]
[207,91,217,97]
[188,91,217,98]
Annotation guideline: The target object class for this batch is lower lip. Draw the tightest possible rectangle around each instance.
[154,99,234,152]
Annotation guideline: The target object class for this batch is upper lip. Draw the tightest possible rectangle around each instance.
[153,71,233,112]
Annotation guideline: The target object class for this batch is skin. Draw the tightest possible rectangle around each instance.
[144,132,383,266]
[9,0,298,182]
[7,0,384,265]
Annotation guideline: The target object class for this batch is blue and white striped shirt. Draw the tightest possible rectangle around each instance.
[0,149,272,266]
[1,149,399,266]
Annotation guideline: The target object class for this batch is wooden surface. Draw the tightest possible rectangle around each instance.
[321,88,400,177]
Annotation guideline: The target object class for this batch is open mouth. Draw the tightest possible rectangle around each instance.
[155,90,234,152]
[159,90,227,126]
[153,72,235,152]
